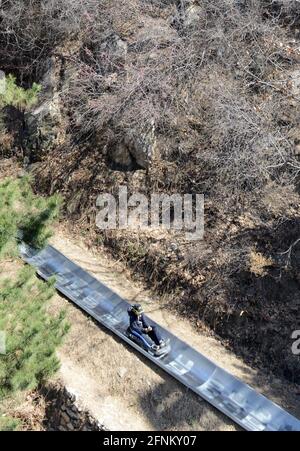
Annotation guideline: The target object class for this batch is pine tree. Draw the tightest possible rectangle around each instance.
[0,266,69,400]
[0,177,68,429]
[0,74,41,111]
[0,416,20,431]
[0,176,61,258]
[0,74,41,156]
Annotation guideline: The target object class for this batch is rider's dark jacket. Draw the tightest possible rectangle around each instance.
[128,309,150,334]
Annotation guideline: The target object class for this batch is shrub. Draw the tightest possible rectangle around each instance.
[0,266,69,400]
[0,415,20,431]
[0,0,103,82]
[0,177,61,258]
[0,75,41,157]
[0,75,41,111]
[0,174,68,429]
[249,250,273,277]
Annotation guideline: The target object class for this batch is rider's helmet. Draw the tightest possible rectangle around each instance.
[131,304,144,316]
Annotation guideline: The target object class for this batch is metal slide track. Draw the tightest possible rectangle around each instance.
[19,243,300,431]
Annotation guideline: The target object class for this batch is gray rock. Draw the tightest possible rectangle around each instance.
[66,407,79,420]
[0,70,5,93]
[117,367,128,378]
[124,120,157,169]
[67,422,75,431]
[100,33,127,60]
[60,411,70,424]
[110,119,156,170]
[184,3,202,27]
[25,94,62,158]
[69,393,77,403]
[66,191,84,215]
[24,56,65,162]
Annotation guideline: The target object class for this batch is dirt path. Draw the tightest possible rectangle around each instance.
[45,225,300,431]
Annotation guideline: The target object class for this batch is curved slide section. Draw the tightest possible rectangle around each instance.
[19,243,300,431]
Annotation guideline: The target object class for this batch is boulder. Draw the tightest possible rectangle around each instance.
[124,120,157,169]
[184,2,203,27]
[25,96,63,158]
[24,56,65,162]
[110,121,157,170]
[117,367,128,378]
[100,33,128,60]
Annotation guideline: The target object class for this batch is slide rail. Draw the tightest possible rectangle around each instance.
[19,243,300,431]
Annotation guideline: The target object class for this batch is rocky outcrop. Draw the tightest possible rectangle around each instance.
[24,56,66,163]
[42,384,107,432]
[124,120,157,169]
[110,120,157,170]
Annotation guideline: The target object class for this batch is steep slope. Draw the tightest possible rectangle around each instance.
[44,226,300,431]
[1,0,300,389]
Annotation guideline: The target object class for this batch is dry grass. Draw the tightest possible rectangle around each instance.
[249,250,273,277]
[0,158,21,179]
[0,131,14,156]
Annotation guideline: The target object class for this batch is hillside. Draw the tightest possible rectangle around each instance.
[1,0,300,400]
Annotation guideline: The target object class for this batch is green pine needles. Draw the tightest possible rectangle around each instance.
[0,176,68,429]
[0,176,61,258]
[0,74,41,111]
[0,416,20,431]
[0,266,69,400]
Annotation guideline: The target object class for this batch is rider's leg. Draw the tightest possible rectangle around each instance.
[148,326,163,346]
[131,329,153,347]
